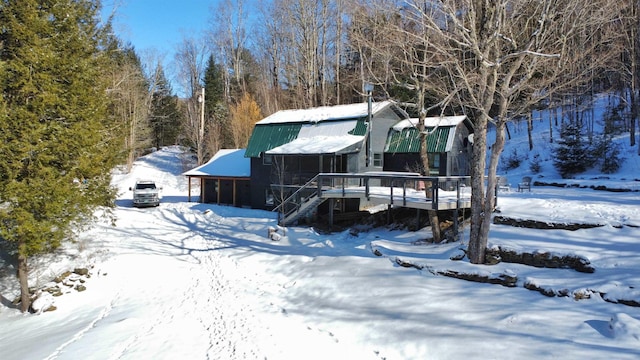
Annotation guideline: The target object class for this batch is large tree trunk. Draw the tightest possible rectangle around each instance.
[418,110,441,243]
[484,120,507,236]
[527,112,534,151]
[427,208,441,243]
[17,245,30,313]
[630,0,638,150]
[467,114,489,264]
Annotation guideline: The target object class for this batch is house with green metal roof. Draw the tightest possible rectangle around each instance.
[245,100,408,210]
[383,115,474,176]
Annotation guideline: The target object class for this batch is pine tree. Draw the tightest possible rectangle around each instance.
[0,0,120,312]
[203,55,232,150]
[149,65,181,148]
[553,121,590,178]
[594,108,624,174]
[204,55,225,105]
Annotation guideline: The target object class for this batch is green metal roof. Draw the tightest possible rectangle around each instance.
[348,117,368,136]
[385,126,451,153]
[244,123,302,157]
[245,117,368,158]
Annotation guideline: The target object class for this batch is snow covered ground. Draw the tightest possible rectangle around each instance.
[1,139,639,359]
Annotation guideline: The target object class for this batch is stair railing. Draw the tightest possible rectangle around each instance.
[272,174,323,223]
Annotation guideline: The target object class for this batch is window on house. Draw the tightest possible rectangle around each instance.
[428,153,440,175]
[263,154,273,165]
[373,153,383,167]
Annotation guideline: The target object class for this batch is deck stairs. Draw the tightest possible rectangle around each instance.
[281,193,325,225]
[274,175,326,225]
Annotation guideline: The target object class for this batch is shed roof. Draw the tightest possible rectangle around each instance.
[385,116,468,153]
[183,149,250,178]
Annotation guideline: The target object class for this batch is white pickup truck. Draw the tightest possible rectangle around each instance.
[129,180,162,207]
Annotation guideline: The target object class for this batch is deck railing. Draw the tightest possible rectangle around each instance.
[273,173,475,225]
[315,173,472,207]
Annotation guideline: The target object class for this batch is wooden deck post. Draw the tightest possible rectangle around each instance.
[187,177,192,202]
[200,178,204,202]
[216,178,220,204]
[329,198,334,228]
[233,179,237,207]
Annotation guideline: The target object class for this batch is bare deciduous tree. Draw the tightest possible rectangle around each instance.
[209,0,250,101]
[106,47,153,172]
[351,0,621,263]
[107,45,173,172]
[175,36,209,165]
[258,0,342,109]
[616,1,640,151]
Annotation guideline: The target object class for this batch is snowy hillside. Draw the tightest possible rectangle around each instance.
[0,126,639,360]
[497,93,640,187]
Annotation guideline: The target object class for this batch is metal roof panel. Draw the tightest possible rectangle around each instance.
[385,126,451,153]
[244,123,302,157]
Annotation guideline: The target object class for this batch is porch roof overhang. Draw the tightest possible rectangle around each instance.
[183,149,250,178]
[266,134,363,155]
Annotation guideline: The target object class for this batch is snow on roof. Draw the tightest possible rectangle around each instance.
[267,134,363,155]
[392,115,467,131]
[257,100,395,125]
[183,149,250,178]
[266,120,364,155]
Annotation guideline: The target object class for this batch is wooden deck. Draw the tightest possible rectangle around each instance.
[274,173,474,225]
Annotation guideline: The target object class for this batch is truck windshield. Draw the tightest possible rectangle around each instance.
[136,183,156,190]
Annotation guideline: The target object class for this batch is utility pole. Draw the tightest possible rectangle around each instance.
[197,87,205,164]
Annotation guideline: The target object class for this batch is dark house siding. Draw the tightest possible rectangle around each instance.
[384,152,447,175]
[250,154,350,210]
[250,157,273,210]
[203,179,217,202]
[202,178,252,207]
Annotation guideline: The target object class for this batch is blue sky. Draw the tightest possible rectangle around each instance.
[104,0,216,59]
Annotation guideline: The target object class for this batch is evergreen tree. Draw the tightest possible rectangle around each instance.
[0,0,120,312]
[203,55,232,150]
[594,108,624,174]
[204,55,225,105]
[553,121,590,178]
[149,65,181,148]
